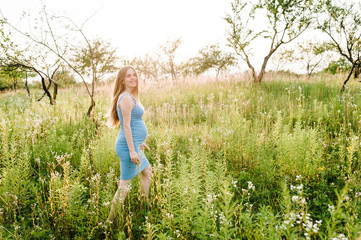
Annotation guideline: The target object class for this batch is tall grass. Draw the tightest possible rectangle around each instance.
[1,74,361,239]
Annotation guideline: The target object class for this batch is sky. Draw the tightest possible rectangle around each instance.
[3,0,358,75]
[1,0,237,68]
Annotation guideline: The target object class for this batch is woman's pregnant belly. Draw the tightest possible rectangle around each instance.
[116,119,148,150]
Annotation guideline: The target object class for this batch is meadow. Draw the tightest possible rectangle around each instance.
[1,73,361,239]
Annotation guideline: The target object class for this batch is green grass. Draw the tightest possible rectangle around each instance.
[1,75,361,239]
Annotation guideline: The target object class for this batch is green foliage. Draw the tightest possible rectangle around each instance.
[72,38,119,82]
[53,66,77,87]
[318,0,361,89]
[0,64,27,90]
[274,41,331,76]
[325,58,352,74]
[122,53,161,81]
[189,44,236,78]
[1,75,361,239]
[225,0,314,82]
[0,75,12,90]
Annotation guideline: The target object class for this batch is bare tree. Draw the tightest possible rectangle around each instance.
[318,0,361,91]
[225,0,314,83]
[0,16,62,104]
[1,5,101,115]
[272,41,331,77]
[159,37,182,81]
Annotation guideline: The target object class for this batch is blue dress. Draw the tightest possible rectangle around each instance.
[115,93,150,180]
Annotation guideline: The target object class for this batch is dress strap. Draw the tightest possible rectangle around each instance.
[118,92,137,105]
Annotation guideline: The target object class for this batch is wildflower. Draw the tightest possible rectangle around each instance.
[219,212,227,224]
[175,229,180,238]
[292,196,299,202]
[330,234,348,240]
[328,204,335,213]
[231,180,238,188]
[247,181,255,191]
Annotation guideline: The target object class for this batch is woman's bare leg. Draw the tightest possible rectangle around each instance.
[107,179,131,223]
[141,165,152,206]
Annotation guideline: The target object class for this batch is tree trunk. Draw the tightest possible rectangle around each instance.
[86,98,95,117]
[12,77,17,90]
[39,77,53,105]
[25,77,31,97]
[216,69,220,81]
[38,79,52,102]
[243,53,257,82]
[170,63,176,81]
[257,56,270,83]
[256,44,282,83]
[50,66,60,102]
[52,81,58,102]
[307,63,311,79]
[341,63,356,92]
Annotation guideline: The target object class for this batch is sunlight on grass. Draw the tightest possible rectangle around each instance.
[1,73,361,239]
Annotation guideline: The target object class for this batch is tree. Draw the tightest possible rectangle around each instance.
[272,41,331,77]
[225,0,314,83]
[0,19,29,92]
[0,16,64,104]
[123,53,161,82]
[159,37,182,80]
[72,38,118,83]
[53,65,77,87]
[318,0,361,91]
[190,44,236,79]
[297,41,330,77]
[324,58,352,74]
[0,65,27,90]
[1,5,103,115]
[0,15,62,102]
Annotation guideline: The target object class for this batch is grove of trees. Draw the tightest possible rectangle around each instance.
[1,0,361,113]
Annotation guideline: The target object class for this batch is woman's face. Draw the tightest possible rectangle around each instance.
[123,68,138,89]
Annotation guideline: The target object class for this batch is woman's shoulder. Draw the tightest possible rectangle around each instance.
[119,92,130,99]
[119,93,136,109]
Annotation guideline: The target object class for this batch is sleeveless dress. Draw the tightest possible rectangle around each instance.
[115,92,150,180]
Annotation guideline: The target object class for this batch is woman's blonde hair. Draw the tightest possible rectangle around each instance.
[108,66,139,127]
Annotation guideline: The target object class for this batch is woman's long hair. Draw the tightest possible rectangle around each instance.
[108,66,139,127]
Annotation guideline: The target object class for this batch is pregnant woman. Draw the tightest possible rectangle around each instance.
[107,66,152,223]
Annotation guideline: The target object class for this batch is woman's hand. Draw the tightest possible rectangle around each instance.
[130,150,140,164]
[140,143,150,152]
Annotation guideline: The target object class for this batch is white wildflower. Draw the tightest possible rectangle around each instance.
[247,181,255,191]
[328,204,335,213]
[292,196,299,202]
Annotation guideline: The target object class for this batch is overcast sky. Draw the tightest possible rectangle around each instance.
[1,0,238,66]
[3,0,357,74]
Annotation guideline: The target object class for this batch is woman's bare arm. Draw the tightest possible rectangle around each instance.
[120,94,139,163]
